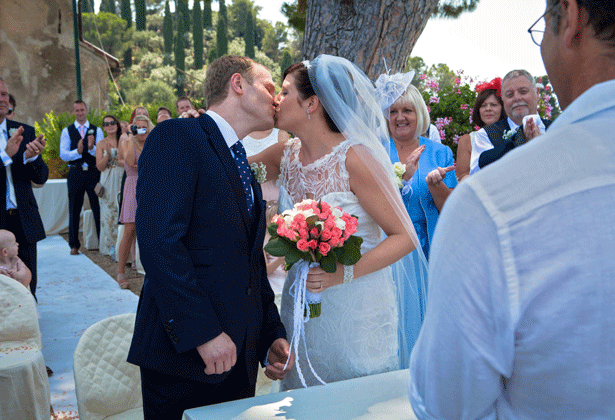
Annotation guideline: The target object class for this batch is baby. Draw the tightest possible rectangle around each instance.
[0,229,31,288]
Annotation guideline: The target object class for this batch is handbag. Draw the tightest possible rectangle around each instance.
[94,182,105,198]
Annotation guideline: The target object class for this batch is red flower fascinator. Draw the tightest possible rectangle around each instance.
[476,77,502,98]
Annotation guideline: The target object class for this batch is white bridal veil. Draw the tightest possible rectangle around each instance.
[305,54,429,367]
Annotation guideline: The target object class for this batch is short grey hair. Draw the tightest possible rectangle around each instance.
[502,69,536,88]
[392,84,431,139]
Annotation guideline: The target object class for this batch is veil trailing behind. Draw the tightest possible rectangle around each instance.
[283,55,429,369]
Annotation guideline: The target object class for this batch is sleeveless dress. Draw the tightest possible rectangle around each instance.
[278,138,399,390]
[99,147,124,255]
[244,129,282,202]
[119,145,140,224]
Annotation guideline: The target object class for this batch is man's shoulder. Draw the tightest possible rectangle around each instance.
[7,119,35,133]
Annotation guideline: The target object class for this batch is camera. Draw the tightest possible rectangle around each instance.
[87,128,95,137]
[131,125,147,135]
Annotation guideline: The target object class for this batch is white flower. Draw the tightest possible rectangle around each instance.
[331,207,343,218]
[393,162,406,188]
[302,60,311,69]
[335,218,346,230]
[503,129,517,140]
[8,128,16,137]
[250,162,267,183]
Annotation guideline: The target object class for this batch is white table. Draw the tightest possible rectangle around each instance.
[33,179,92,236]
[183,369,417,420]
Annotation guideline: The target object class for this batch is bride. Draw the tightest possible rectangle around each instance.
[250,55,427,389]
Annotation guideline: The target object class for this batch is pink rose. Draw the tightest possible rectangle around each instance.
[297,239,309,252]
[318,242,331,256]
[320,229,332,241]
[299,228,309,240]
[308,240,318,250]
[310,228,320,238]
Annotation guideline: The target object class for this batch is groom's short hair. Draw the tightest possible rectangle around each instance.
[204,55,256,108]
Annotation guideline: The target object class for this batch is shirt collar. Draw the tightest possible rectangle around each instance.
[0,118,6,135]
[206,110,239,149]
[508,116,546,134]
[74,120,90,129]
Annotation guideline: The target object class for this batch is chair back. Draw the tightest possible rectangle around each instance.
[0,274,41,349]
[73,313,143,420]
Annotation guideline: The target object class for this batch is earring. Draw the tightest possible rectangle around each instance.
[307,109,311,120]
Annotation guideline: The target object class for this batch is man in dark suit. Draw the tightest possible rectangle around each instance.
[0,77,49,299]
[128,55,293,420]
[59,100,103,255]
[469,69,552,173]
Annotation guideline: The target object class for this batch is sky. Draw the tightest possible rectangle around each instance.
[94,0,548,81]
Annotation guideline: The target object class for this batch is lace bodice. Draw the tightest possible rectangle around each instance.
[278,138,352,203]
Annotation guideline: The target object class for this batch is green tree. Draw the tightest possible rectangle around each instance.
[261,21,288,61]
[82,0,94,13]
[228,0,261,39]
[216,0,228,58]
[203,0,213,29]
[163,0,173,65]
[135,0,146,30]
[177,0,190,35]
[82,12,132,58]
[99,0,116,14]
[244,10,255,59]
[121,0,132,67]
[175,9,186,94]
[406,56,428,88]
[279,49,292,81]
[193,0,204,68]
[208,47,217,63]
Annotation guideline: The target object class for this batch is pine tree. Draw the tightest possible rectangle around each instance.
[208,47,217,64]
[177,0,190,35]
[244,10,255,59]
[193,1,204,69]
[203,0,213,29]
[163,0,173,65]
[121,0,132,67]
[135,0,146,30]
[216,0,228,58]
[280,50,292,81]
[82,0,93,13]
[175,9,186,95]
[99,0,115,14]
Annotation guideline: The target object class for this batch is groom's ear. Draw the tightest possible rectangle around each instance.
[229,73,244,96]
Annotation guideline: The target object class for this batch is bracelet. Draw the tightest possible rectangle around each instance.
[343,265,354,284]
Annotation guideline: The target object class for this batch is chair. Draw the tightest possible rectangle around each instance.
[73,313,143,420]
[0,274,51,420]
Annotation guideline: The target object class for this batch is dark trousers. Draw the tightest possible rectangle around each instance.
[6,210,38,299]
[67,166,101,249]
[140,355,255,420]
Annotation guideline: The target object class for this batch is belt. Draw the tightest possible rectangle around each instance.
[6,208,18,216]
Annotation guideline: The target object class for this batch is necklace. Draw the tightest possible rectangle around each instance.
[394,137,419,150]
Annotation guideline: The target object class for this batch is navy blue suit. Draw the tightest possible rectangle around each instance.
[1,119,48,298]
[127,114,286,418]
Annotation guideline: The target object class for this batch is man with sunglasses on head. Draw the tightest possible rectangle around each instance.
[410,1,615,418]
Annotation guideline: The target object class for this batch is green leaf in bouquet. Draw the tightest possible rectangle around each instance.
[335,236,363,266]
[319,252,337,273]
[264,237,292,257]
[284,247,303,270]
[267,222,278,237]
[306,215,319,226]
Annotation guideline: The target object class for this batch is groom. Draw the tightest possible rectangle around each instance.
[128,55,292,420]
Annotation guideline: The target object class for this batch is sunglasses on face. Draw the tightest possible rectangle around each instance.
[7,108,13,115]
[102,121,116,127]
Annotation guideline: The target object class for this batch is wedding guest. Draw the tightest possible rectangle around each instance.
[0,229,31,288]
[243,127,289,201]
[60,100,103,255]
[96,115,124,256]
[410,1,615,418]
[120,121,129,135]
[455,78,506,181]
[6,94,15,121]
[116,115,153,289]
[375,73,456,362]
[470,69,551,173]
[176,96,194,115]
[156,106,172,123]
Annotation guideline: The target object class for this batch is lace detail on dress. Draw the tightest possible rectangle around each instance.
[278,138,352,203]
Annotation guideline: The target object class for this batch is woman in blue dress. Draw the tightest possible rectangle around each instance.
[375,73,457,365]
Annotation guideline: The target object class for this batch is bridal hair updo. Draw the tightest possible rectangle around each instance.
[283,63,341,133]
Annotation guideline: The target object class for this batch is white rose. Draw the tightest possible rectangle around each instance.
[335,218,346,230]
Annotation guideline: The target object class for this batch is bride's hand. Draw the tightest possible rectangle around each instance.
[306,263,344,292]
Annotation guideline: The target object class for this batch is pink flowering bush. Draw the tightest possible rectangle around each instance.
[265,199,362,274]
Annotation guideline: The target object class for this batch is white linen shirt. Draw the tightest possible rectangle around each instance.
[469,117,545,175]
[409,79,615,420]
[59,120,104,162]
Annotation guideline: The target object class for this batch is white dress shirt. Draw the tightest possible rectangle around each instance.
[469,117,545,175]
[409,79,615,420]
[59,120,104,162]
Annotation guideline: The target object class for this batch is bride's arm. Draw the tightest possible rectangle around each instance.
[306,148,415,291]
[247,140,287,183]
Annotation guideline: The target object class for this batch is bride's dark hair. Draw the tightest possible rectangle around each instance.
[283,63,341,133]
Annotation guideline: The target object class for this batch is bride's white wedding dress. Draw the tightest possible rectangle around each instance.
[277,138,399,390]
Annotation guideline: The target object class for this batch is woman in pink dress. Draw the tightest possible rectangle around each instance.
[116,115,153,288]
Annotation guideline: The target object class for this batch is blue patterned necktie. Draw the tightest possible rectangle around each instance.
[230,141,254,215]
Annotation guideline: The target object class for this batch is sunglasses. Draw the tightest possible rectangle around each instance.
[102,121,116,126]
[7,108,13,115]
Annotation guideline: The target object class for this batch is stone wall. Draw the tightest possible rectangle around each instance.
[0,0,117,125]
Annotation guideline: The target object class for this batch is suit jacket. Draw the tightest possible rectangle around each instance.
[127,114,286,386]
[478,118,552,169]
[0,119,48,244]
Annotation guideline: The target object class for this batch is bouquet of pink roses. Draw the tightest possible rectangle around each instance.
[264,199,362,318]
